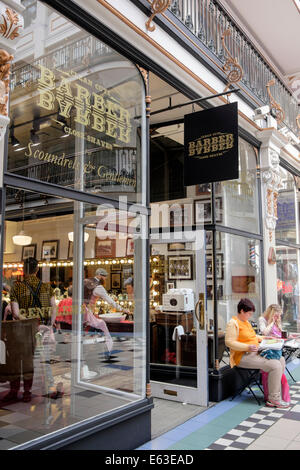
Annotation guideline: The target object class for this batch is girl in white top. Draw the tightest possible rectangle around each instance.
[258,304,283,338]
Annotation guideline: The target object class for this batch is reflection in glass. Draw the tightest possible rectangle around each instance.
[1,186,146,447]
[275,168,298,244]
[213,233,261,334]
[8,2,144,204]
[276,246,300,332]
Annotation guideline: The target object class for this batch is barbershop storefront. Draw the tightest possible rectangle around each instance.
[1,0,300,451]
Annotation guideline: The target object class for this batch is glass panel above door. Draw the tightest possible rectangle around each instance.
[8,1,146,204]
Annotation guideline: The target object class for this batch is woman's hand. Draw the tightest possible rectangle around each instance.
[248,344,259,352]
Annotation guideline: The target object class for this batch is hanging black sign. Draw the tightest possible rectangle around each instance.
[184,102,239,186]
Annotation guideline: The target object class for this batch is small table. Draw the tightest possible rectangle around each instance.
[283,338,300,382]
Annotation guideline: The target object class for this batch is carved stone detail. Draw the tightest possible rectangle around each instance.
[146,0,171,32]
[221,29,243,93]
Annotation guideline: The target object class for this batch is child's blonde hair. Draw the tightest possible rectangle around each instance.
[263,304,282,329]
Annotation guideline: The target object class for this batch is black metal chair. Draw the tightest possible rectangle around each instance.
[230,367,264,405]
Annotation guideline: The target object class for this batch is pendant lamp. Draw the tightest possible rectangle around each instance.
[68,231,89,243]
[13,195,32,246]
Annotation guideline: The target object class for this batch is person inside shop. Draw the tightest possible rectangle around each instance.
[86,268,130,316]
[257,304,290,403]
[56,286,73,331]
[124,277,134,301]
[225,298,290,409]
[2,257,57,403]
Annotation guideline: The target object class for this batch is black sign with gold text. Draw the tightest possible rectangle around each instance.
[184,102,239,186]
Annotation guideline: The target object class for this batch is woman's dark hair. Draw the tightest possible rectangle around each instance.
[238,298,255,313]
[23,257,39,275]
[67,286,72,297]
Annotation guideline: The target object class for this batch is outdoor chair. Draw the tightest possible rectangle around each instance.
[230,367,264,405]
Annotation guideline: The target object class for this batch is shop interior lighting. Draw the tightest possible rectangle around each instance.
[12,193,32,246]
[3,257,135,269]
[68,231,90,242]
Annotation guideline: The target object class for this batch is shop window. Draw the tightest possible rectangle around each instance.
[213,233,262,332]
[196,139,260,232]
[8,2,145,205]
[275,168,298,244]
[276,246,300,332]
[1,189,146,447]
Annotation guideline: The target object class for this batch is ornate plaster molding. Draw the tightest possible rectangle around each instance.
[221,29,243,93]
[146,0,171,32]
[297,114,300,136]
[0,2,23,142]
[0,5,22,40]
[262,163,283,242]
[266,79,285,126]
[0,48,13,117]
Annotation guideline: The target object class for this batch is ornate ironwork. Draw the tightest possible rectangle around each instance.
[146,0,171,32]
[266,79,285,125]
[166,0,298,135]
[221,29,243,93]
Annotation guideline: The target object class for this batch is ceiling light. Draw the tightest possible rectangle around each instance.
[13,230,32,246]
[68,231,89,242]
[14,146,27,152]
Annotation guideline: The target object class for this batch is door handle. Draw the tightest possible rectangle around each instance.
[195,293,205,330]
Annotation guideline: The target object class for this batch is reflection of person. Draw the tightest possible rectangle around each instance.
[57,286,73,327]
[292,279,299,322]
[7,258,57,403]
[83,269,128,351]
[124,277,134,301]
[258,304,290,403]
[88,268,129,314]
[225,298,289,408]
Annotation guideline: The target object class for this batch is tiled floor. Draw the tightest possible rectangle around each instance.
[0,334,141,449]
[138,360,300,451]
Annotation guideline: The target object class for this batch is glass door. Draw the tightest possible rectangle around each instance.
[150,230,208,406]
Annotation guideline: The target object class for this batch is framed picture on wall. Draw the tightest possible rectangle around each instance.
[216,254,224,279]
[168,242,186,251]
[41,240,59,260]
[95,238,116,258]
[68,241,73,259]
[205,231,221,250]
[194,198,223,225]
[111,262,121,271]
[206,254,224,279]
[216,197,223,223]
[168,255,193,280]
[195,183,211,196]
[22,244,37,260]
[126,237,134,256]
[111,272,121,290]
[166,281,176,291]
[194,199,212,224]
[169,204,184,227]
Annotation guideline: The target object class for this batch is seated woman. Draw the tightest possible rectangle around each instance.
[258,304,290,403]
[225,298,290,408]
